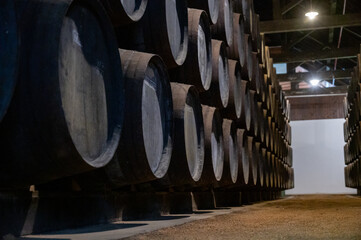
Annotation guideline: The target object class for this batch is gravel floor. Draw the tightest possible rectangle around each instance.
[126,194,361,240]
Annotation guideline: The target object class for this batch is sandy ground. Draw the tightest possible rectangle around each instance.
[126,195,361,240]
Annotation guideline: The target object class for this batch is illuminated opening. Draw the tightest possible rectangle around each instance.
[305,11,319,20]
[310,79,320,86]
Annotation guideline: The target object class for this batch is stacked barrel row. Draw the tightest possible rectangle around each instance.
[344,47,361,189]
[0,0,293,196]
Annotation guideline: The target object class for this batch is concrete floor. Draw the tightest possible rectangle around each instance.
[21,195,361,240]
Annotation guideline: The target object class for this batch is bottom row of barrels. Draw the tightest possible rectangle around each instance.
[345,159,361,188]
[37,75,293,193]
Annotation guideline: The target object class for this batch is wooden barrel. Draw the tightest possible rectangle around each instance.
[256,101,265,143]
[211,0,233,46]
[271,67,280,93]
[263,109,271,149]
[261,34,266,67]
[262,148,269,188]
[170,9,212,92]
[242,0,252,34]
[40,50,174,190]
[289,167,294,189]
[0,0,18,122]
[287,146,293,167]
[232,0,252,33]
[249,52,260,92]
[284,165,290,189]
[243,34,254,81]
[276,160,281,189]
[246,135,258,186]
[237,128,249,185]
[358,53,361,80]
[266,56,273,80]
[348,163,356,188]
[252,14,261,52]
[222,119,239,185]
[271,122,277,154]
[347,162,353,188]
[276,158,282,189]
[142,0,188,68]
[227,13,246,67]
[280,163,286,189]
[271,153,278,189]
[161,83,205,186]
[200,39,229,108]
[344,144,350,165]
[274,130,280,157]
[286,99,291,123]
[188,0,220,25]
[269,86,276,118]
[257,65,264,96]
[259,72,267,104]
[222,60,242,119]
[268,118,274,152]
[102,50,173,186]
[280,140,287,163]
[345,165,350,188]
[343,97,349,119]
[235,81,251,131]
[352,160,360,188]
[0,0,124,188]
[102,0,148,26]
[249,90,259,137]
[344,120,349,142]
[267,151,273,188]
[255,142,264,187]
[271,154,277,188]
[198,105,224,184]
[264,83,271,112]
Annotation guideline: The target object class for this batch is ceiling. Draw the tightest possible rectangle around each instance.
[255,0,361,96]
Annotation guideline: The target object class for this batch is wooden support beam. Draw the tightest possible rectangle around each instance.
[288,95,345,120]
[260,13,361,34]
[284,86,348,96]
[278,69,352,82]
[286,31,314,49]
[272,47,358,63]
[273,0,282,19]
[281,0,304,15]
[344,27,361,39]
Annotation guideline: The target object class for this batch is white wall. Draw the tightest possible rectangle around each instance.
[286,119,356,195]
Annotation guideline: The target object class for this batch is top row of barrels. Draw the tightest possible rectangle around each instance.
[1,0,260,122]
[0,0,292,189]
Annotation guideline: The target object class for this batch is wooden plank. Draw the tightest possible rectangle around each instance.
[278,69,352,82]
[260,13,361,34]
[273,0,282,19]
[272,47,358,63]
[289,95,345,120]
[281,0,304,15]
[284,86,348,96]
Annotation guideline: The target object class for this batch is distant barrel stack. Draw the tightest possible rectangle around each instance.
[0,0,294,236]
[343,47,361,190]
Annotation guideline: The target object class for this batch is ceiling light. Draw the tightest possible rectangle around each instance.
[305,11,319,20]
[310,79,320,86]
